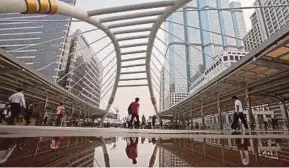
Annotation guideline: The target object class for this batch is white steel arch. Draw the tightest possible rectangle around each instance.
[0,0,121,127]
[0,0,192,125]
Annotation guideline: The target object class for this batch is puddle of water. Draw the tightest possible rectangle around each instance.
[0,134,289,167]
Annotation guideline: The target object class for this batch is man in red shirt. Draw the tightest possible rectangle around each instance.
[128,97,140,128]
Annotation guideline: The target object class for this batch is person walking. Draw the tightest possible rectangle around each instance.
[128,98,140,129]
[152,115,156,129]
[55,103,65,126]
[8,88,26,125]
[231,96,249,130]
[24,102,34,125]
[0,104,9,124]
[141,115,146,129]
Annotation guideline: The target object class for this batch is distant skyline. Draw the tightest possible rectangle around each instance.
[73,0,256,118]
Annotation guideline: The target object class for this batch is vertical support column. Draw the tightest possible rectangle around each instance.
[201,100,205,129]
[217,93,223,130]
[246,83,255,130]
[282,100,289,129]
[190,110,193,130]
[71,103,75,117]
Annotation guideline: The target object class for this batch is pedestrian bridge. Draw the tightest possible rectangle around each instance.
[0,0,289,127]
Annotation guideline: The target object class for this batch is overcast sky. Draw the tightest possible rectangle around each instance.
[72,0,256,118]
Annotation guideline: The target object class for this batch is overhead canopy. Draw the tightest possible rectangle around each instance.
[159,23,289,118]
[0,50,105,116]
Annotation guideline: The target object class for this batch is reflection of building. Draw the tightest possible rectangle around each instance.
[0,0,75,80]
[244,0,289,51]
[159,138,288,167]
[159,148,189,167]
[1,137,101,167]
[59,30,102,107]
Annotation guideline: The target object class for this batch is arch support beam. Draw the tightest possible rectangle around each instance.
[145,0,191,116]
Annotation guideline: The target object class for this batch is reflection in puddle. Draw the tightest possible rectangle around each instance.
[0,133,289,167]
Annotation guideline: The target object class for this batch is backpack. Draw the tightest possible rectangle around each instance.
[127,103,132,114]
[59,106,65,116]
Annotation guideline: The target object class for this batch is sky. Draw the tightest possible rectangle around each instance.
[72,0,256,118]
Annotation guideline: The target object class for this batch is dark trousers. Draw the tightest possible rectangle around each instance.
[9,103,21,125]
[24,114,31,125]
[55,115,62,126]
[130,113,139,128]
[231,113,249,130]
[0,114,5,123]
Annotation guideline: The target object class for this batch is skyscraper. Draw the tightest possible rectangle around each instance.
[0,0,75,80]
[244,0,289,51]
[59,30,102,107]
[162,0,246,110]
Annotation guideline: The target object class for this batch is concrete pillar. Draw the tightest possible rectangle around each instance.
[246,83,255,130]
[217,93,223,130]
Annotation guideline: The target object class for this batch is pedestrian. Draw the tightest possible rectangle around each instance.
[264,116,268,131]
[0,104,9,124]
[272,115,279,130]
[128,98,140,129]
[152,115,156,129]
[141,115,146,128]
[43,106,49,126]
[8,88,26,125]
[55,102,65,126]
[24,102,34,125]
[231,96,249,130]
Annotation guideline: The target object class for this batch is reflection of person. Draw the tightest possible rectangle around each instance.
[232,132,250,165]
[50,137,61,149]
[125,137,139,165]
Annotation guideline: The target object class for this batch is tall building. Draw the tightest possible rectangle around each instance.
[59,30,102,107]
[0,0,75,80]
[162,0,246,110]
[244,0,289,51]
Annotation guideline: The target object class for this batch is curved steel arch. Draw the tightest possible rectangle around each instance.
[145,0,191,114]
[0,0,192,125]
[0,0,121,126]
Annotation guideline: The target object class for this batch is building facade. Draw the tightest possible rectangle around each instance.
[189,51,248,94]
[59,30,102,107]
[163,92,189,110]
[161,0,246,111]
[244,0,289,51]
[165,0,246,92]
[0,0,75,80]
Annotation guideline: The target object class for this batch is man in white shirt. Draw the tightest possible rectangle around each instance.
[8,88,26,125]
[231,96,249,130]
